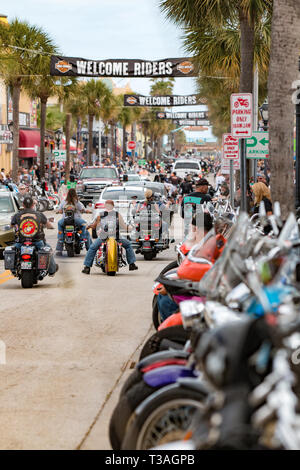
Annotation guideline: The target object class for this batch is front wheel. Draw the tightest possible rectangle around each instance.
[21,270,34,288]
[121,384,206,450]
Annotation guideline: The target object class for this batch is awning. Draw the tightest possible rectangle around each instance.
[19,129,40,158]
[62,137,77,152]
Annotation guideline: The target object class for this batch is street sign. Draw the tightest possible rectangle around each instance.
[246,131,269,159]
[138,159,146,166]
[222,133,239,159]
[221,158,240,174]
[54,150,66,162]
[128,141,136,150]
[231,93,253,138]
[67,181,77,189]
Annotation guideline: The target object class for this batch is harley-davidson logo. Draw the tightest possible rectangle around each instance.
[126,96,137,105]
[157,113,165,119]
[177,61,194,75]
[55,60,72,74]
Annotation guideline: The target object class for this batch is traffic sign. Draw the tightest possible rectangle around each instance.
[128,141,136,150]
[231,93,253,138]
[221,158,240,174]
[54,150,66,162]
[138,159,146,166]
[222,134,239,159]
[246,131,269,159]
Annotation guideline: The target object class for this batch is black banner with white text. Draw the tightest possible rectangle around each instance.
[50,56,197,78]
[124,94,206,106]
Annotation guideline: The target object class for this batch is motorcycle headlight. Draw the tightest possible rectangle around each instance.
[0,224,11,232]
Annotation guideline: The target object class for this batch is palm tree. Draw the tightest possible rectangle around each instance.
[81,79,112,165]
[159,0,272,93]
[0,19,59,181]
[150,78,175,157]
[268,0,300,217]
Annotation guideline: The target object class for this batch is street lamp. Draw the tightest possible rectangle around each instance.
[259,102,269,131]
[54,129,63,149]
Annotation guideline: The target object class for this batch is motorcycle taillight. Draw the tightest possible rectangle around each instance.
[22,254,31,260]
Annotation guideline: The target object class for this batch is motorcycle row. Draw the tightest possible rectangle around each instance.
[109,201,300,450]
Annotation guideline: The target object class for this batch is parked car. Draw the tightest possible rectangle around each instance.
[76,166,120,206]
[0,188,20,259]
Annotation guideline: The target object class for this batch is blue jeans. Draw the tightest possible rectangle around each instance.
[157,294,179,322]
[84,237,136,268]
[15,240,57,275]
[56,217,91,251]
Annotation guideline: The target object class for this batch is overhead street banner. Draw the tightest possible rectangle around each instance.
[156,111,208,120]
[124,94,207,107]
[50,56,197,78]
[173,119,210,126]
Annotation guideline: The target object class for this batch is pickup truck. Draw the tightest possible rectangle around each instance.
[76,166,120,206]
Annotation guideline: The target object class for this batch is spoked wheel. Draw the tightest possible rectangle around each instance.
[121,385,206,450]
[21,270,34,288]
[36,199,48,212]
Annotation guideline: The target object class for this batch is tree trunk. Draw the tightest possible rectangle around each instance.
[65,113,71,182]
[237,8,256,198]
[268,0,300,218]
[144,128,148,160]
[39,98,47,179]
[122,126,127,160]
[110,123,115,159]
[88,114,93,166]
[12,83,21,182]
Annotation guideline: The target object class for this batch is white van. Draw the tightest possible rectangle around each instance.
[172,159,202,179]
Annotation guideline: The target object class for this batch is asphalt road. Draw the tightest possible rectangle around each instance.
[0,210,181,450]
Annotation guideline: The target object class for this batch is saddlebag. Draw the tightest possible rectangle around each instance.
[37,246,51,270]
[4,246,16,270]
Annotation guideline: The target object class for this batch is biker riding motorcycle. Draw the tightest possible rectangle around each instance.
[132,189,171,240]
[11,195,58,276]
[56,188,92,255]
[82,199,138,274]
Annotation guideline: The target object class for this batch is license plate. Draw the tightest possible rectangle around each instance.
[21,261,32,269]
[65,226,74,231]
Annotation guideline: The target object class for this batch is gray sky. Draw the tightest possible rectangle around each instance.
[3,0,215,140]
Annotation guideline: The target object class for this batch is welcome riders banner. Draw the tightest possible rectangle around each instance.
[124,94,207,106]
[50,56,197,78]
[156,111,208,120]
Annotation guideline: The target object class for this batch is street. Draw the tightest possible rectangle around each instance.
[0,211,176,450]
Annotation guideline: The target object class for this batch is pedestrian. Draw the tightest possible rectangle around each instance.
[252,182,273,216]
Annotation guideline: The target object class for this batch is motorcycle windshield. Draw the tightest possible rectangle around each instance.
[198,213,252,299]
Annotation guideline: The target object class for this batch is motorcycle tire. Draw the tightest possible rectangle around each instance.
[109,379,160,451]
[107,271,116,276]
[21,270,34,288]
[152,295,162,330]
[144,252,154,261]
[36,199,48,212]
[139,326,189,360]
[159,260,178,276]
[75,244,81,255]
[119,369,143,398]
[66,245,75,258]
[121,384,206,450]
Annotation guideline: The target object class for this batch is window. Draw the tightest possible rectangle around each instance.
[102,190,145,201]
[174,162,200,170]
[0,196,14,213]
[80,168,118,179]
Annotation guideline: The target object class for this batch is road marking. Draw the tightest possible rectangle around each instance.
[0,270,12,278]
[0,271,13,284]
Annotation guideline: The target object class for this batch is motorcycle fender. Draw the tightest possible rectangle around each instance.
[143,365,197,388]
[176,377,210,397]
[106,237,118,272]
[134,383,182,417]
[137,350,190,370]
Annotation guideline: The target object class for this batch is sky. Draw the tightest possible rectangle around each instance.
[2,0,215,141]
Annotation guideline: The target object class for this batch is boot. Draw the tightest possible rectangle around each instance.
[82,266,90,274]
